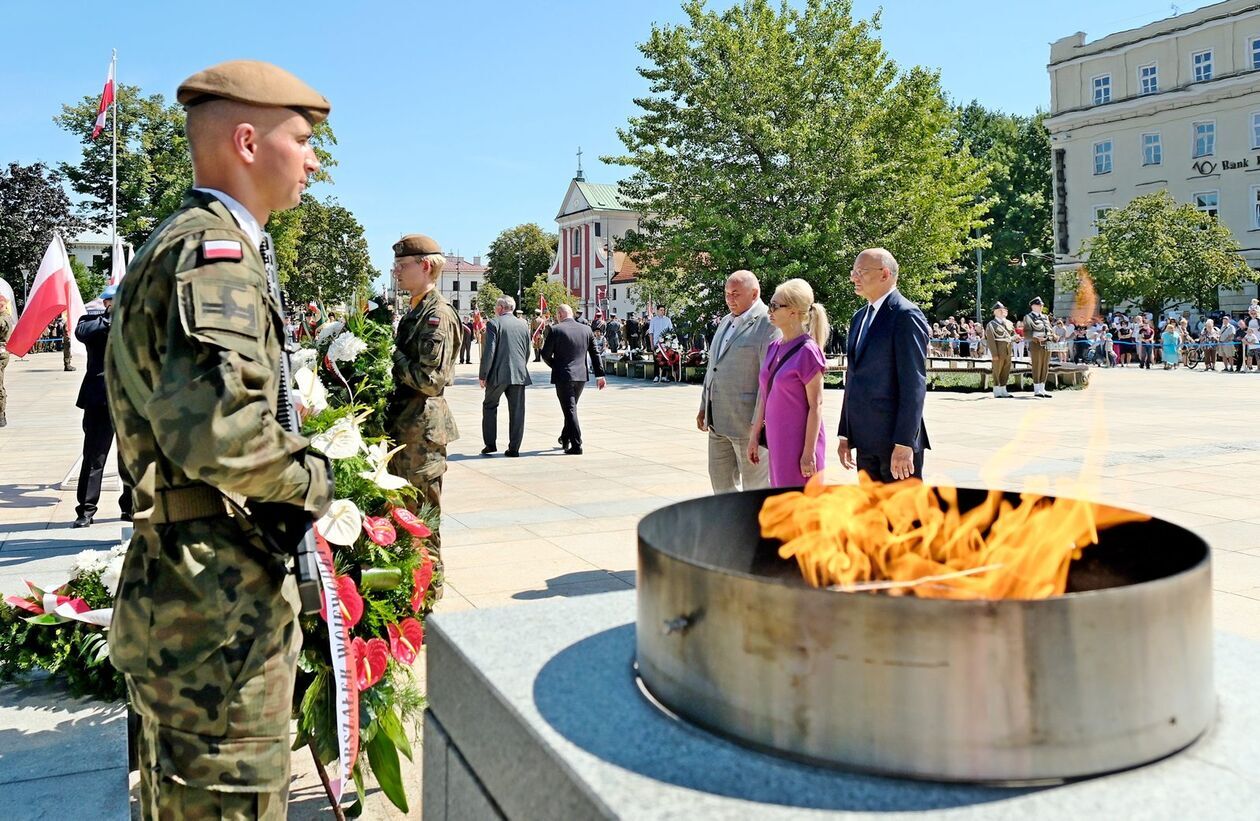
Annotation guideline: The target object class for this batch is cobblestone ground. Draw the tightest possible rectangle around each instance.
[2,350,1257,817]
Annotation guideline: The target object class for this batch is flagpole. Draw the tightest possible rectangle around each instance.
[111,48,118,258]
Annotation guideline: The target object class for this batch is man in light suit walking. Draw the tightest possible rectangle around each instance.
[480,295,533,457]
[697,270,778,493]
[836,248,930,482]
[542,303,606,455]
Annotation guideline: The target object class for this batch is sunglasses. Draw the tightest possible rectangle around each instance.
[768,301,789,311]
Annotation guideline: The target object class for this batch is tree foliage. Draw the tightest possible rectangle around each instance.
[282,195,377,308]
[524,274,577,316]
[1079,190,1249,314]
[476,282,505,315]
[484,223,557,300]
[606,0,988,327]
[0,162,85,311]
[942,103,1053,318]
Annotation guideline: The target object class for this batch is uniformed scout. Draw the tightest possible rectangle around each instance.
[985,301,1015,398]
[388,234,461,566]
[104,60,335,819]
[1023,296,1053,398]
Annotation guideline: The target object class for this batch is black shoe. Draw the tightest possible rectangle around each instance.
[72,515,92,528]
[480,446,496,456]
[505,449,520,458]
[565,444,583,455]
[121,512,133,522]
[64,365,76,372]
[558,435,568,448]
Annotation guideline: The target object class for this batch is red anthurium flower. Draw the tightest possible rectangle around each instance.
[319,574,364,629]
[4,595,42,615]
[391,507,432,539]
[352,636,389,690]
[410,562,434,612]
[386,618,425,665]
[362,516,397,547]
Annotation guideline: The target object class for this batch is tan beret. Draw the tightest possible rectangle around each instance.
[177,60,330,123]
[393,234,443,257]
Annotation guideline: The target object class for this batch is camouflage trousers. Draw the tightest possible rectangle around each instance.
[395,438,446,572]
[129,617,299,820]
[0,349,7,424]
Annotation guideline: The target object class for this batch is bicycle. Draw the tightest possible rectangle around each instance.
[1183,344,1201,370]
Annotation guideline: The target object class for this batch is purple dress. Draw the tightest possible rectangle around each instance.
[759,337,827,487]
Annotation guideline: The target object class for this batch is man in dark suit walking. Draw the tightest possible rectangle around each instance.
[479,295,533,457]
[542,303,606,455]
[836,248,930,482]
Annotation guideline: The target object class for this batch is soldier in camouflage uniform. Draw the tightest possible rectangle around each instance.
[0,294,11,426]
[387,234,461,564]
[104,61,335,819]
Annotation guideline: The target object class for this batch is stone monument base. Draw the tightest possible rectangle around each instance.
[423,591,1259,820]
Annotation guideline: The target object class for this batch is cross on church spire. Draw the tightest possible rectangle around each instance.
[575,146,585,181]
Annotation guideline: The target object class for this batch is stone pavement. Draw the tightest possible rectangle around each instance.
[2,348,1259,818]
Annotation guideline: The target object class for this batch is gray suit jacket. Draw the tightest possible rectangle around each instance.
[480,313,533,387]
[700,301,778,437]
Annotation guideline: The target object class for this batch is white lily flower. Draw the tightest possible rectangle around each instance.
[316,499,363,546]
[315,321,345,346]
[293,366,329,416]
[310,415,365,459]
[328,331,368,364]
[358,441,410,491]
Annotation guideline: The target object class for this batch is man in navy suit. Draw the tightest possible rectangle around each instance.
[836,248,930,482]
[542,303,606,455]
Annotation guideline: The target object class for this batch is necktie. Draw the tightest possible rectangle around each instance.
[854,304,875,354]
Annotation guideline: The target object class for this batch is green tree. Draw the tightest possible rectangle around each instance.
[606,0,988,327]
[524,274,577,317]
[941,104,1053,319]
[0,162,85,312]
[484,223,558,300]
[284,195,376,308]
[70,256,106,306]
[1079,190,1249,314]
[476,282,505,315]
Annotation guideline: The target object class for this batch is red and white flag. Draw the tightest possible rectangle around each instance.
[91,60,115,140]
[7,234,86,358]
[108,236,128,286]
[539,294,548,313]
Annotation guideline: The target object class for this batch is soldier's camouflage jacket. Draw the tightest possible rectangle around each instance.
[387,289,461,481]
[104,190,332,774]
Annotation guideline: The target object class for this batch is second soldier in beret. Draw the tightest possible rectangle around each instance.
[1023,296,1053,398]
[105,60,335,818]
[388,235,461,572]
[985,301,1015,398]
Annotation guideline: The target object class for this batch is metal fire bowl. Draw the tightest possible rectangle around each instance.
[635,487,1214,784]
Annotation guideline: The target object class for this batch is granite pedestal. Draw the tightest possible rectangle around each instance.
[424,590,1260,820]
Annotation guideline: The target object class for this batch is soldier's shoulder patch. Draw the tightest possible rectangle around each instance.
[186,276,262,338]
[201,239,243,261]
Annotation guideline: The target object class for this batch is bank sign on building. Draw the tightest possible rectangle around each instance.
[1045,0,1260,316]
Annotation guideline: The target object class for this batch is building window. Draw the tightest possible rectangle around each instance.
[1252,38,1260,70]
[1139,63,1158,95]
[1194,191,1219,219]
[1193,121,1215,158]
[612,288,617,300]
[1192,49,1213,82]
[1251,186,1260,229]
[1092,205,1113,235]
[594,221,601,237]
[572,228,581,256]
[1093,140,1113,175]
[453,298,461,310]
[1142,132,1162,166]
[1252,112,1260,149]
[451,280,459,291]
[470,280,478,291]
[1092,74,1111,105]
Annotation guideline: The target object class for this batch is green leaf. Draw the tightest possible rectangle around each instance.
[365,722,409,813]
[376,705,414,762]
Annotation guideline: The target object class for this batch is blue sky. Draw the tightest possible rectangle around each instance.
[2,0,1213,287]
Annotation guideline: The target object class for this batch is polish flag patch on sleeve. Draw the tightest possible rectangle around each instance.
[202,240,244,261]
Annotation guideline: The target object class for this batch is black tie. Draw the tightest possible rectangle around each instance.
[854,305,874,354]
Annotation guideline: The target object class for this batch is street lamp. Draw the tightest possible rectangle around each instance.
[1020,251,1056,267]
[454,254,461,313]
[516,251,523,308]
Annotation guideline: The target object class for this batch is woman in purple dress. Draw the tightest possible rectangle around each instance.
[746,278,831,487]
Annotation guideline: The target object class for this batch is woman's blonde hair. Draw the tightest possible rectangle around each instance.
[774,278,830,348]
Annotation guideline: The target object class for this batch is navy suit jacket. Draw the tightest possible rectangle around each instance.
[541,318,606,384]
[837,289,930,454]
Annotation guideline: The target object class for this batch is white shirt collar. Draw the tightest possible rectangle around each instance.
[194,187,263,248]
[866,288,896,318]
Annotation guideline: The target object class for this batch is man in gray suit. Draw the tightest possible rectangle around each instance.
[480,295,533,457]
[697,270,779,493]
